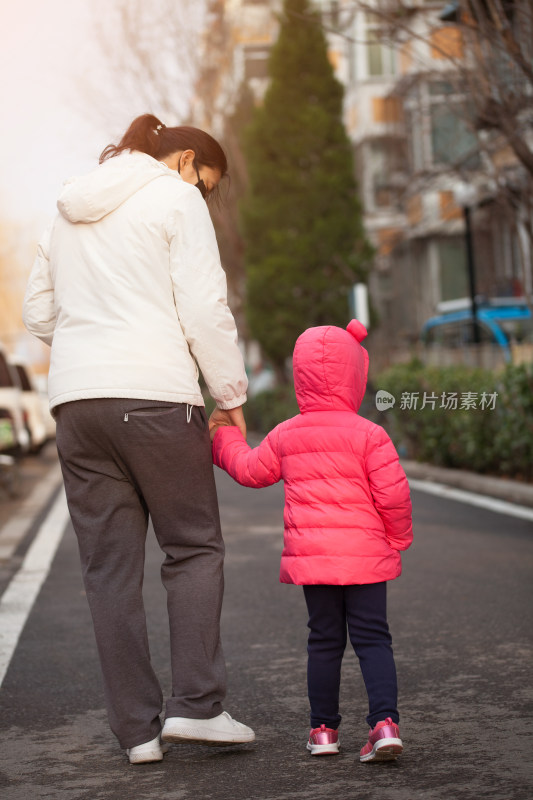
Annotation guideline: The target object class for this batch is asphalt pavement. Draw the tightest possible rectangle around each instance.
[0,455,532,800]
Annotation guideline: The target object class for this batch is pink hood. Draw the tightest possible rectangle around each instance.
[293,319,369,414]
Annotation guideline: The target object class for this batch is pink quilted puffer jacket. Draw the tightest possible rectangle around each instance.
[212,320,413,585]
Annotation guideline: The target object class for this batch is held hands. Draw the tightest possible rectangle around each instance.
[209,405,246,441]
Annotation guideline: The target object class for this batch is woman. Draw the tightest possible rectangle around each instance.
[23,114,254,764]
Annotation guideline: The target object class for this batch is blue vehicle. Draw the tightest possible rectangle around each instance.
[421,299,533,362]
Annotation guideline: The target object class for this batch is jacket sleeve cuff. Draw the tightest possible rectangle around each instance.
[215,393,247,411]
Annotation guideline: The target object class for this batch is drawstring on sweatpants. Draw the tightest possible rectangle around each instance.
[186,404,193,424]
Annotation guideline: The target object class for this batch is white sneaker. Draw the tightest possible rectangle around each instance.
[161,711,255,746]
[126,733,169,764]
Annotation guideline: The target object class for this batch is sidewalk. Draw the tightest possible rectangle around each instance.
[401,459,533,509]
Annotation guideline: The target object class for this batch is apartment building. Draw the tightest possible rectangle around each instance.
[195,0,532,361]
[316,0,531,355]
[193,0,282,137]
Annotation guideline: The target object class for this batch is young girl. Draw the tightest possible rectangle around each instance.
[211,320,413,762]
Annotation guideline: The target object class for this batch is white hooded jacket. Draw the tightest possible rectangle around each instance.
[23,151,248,412]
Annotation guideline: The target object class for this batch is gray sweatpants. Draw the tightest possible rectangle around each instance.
[55,398,226,749]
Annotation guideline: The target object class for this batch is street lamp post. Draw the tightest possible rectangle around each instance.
[454,183,480,345]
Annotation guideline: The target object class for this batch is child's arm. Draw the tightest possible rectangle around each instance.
[365,426,413,550]
[212,426,282,488]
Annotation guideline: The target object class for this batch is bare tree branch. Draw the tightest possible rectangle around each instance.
[76,0,207,136]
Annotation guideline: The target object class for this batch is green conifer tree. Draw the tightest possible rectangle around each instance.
[242,0,372,379]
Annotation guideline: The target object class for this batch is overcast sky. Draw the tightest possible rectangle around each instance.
[0,0,106,230]
[0,0,199,236]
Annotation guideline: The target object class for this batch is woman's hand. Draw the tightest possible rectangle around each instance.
[209,405,246,440]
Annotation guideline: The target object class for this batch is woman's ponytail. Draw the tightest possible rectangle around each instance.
[99,113,228,183]
[100,114,166,163]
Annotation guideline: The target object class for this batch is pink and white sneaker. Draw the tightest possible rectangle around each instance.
[306,724,340,756]
[359,718,403,763]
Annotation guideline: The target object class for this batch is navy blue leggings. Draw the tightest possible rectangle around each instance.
[303,583,399,730]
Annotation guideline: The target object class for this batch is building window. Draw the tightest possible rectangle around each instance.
[430,106,480,169]
[368,140,406,211]
[407,81,481,171]
[244,46,270,80]
[347,35,356,82]
[437,238,468,301]
[366,14,397,77]
[405,103,423,172]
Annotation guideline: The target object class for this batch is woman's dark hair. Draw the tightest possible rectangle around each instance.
[100,114,228,180]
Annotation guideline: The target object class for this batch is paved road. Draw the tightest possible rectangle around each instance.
[0,459,532,800]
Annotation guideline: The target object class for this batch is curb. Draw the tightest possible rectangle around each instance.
[401,460,533,509]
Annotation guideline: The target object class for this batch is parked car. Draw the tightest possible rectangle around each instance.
[421,299,533,362]
[0,343,30,455]
[9,357,49,452]
[0,408,17,453]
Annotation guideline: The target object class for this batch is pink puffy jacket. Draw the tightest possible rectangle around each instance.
[212,320,413,586]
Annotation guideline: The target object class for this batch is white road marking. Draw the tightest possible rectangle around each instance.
[409,479,533,523]
[0,488,70,687]
[0,462,63,562]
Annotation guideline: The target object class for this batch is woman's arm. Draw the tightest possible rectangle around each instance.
[212,426,282,488]
[22,223,56,346]
[168,191,248,411]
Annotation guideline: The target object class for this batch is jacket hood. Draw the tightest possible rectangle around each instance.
[57,151,179,223]
[293,320,369,413]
